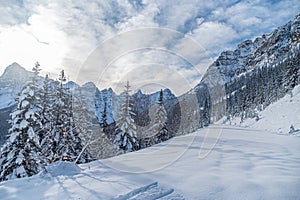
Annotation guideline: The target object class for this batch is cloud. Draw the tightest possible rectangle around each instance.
[76,27,208,95]
[188,21,239,56]
[0,0,299,95]
[0,0,31,25]
[102,49,201,95]
[208,0,300,40]
[0,3,69,77]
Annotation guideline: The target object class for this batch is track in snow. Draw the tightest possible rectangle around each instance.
[113,182,184,200]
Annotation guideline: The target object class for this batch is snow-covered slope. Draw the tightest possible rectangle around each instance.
[202,13,300,87]
[178,13,300,127]
[0,62,32,109]
[0,125,299,199]
[219,85,300,134]
[0,63,33,145]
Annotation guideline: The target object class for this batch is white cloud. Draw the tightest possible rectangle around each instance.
[0,3,69,77]
[116,2,159,31]
[103,49,201,95]
[189,21,239,56]
[74,27,211,95]
[208,0,300,40]
[0,0,299,95]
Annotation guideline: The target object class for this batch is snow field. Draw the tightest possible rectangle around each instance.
[0,125,299,199]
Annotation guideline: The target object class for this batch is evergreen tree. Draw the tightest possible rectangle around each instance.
[39,74,54,158]
[0,62,45,181]
[72,88,101,160]
[73,89,92,142]
[154,90,169,143]
[100,101,108,129]
[114,81,139,153]
[201,99,210,127]
[48,70,92,163]
[284,61,298,95]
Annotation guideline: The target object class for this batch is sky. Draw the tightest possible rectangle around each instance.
[0,0,299,95]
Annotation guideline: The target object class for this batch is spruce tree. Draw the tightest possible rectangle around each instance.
[73,89,92,142]
[284,60,298,96]
[100,101,108,129]
[154,90,169,143]
[72,88,101,161]
[39,74,54,159]
[114,81,139,153]
[0,62,45,181]
[48,70,92,163]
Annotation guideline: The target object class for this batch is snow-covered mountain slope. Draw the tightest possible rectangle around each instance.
[66,80,117,126]
[0,63,33,145]
[0,62,32,109]
[0,62,179,158]
[219,85,300,134]
[202,13,300,87]
[180,13,300,126]
[0,125,299,199]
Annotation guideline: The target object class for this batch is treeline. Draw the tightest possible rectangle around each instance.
[114,81,171,151]
[0,63,173,182]
[225,46,300,122]
[0,63,93,181]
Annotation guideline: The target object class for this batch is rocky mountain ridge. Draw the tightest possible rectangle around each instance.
[189,12,300,124]
[0,65,178,149]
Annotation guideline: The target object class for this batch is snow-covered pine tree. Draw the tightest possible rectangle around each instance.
[72,88,104,160]
[39,74,54,158]
[283,60,298,96]
[49,70,92,163]
[114,81,139,153]
[0,62,45,181]
[73,89,92,143]
[100,101,108,129]
[154,90,169,143]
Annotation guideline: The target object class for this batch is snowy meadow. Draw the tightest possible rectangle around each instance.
[0,125,299,199]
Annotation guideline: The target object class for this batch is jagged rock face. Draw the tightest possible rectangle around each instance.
[196,13,300,122]
[0,63,32,109]
[291,13,300,43]
[130,89,178,136]
[0,63,179,155]
[205,13,300,86]
[72,82,118,159]
[1,62,31,80]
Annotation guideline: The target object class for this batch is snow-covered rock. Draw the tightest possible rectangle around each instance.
[0,62,32,109]
[200,13,299,87]
[45,161,82,177]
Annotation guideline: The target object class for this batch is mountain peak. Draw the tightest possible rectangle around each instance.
[1,62,30,79]
[163,88,176,99]
[136,89,144,97]
[64,81,79,90]
[82,81,97,89]
[4,62,26,72]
